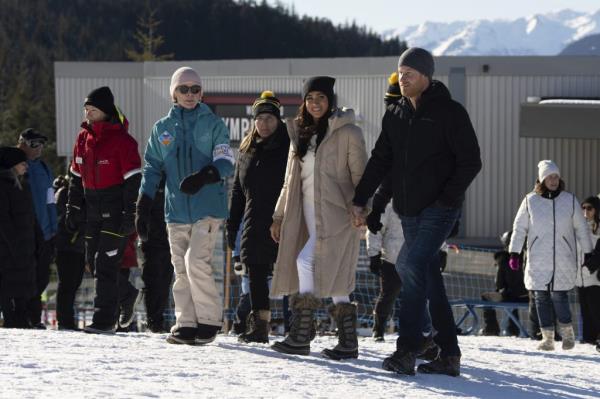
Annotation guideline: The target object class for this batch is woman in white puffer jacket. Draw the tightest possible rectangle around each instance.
[509,160,592,351]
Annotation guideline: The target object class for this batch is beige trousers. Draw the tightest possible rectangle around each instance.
[167,218,223,329]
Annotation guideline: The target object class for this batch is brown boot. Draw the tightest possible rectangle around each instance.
[238,310,270,344]
[558,322,575,350]
[537,328,555,351]
[322,303,359,360]
[417,355,461,377]
[272,293,320,356]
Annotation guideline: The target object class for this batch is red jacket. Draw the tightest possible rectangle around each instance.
[70,119,141,190]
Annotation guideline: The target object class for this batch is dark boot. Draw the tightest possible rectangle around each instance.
[372,314,386,342]
[322,303,359,360]
[382,348,417,376]
[239,310,270,344]
[417,334,440,361]
[166,326,197,345]
[272,293,320,356]
[417,355,461,377]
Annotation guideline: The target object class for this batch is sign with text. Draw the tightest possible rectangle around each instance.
[204,93,302,146]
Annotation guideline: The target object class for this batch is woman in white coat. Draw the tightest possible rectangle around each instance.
[509,160,592,351]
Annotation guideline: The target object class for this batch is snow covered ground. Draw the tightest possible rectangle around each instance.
[1,329,599,399]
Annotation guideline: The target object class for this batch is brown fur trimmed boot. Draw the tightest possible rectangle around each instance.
[322,302,359,360]
[238,310,270,344]
[271,293,320,356]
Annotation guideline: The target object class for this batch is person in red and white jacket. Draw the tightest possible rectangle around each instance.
[66,86,141,334]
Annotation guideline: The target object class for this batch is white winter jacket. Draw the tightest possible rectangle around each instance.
[366,203,404,263]
[576,224,600,288]
[509,191,593,291]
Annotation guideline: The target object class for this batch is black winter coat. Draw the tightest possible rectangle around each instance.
[145,177,169,249]
[227,123,290,265]
[0,168,37,298]
[55,186,85,253]
[353,80,482,216]
[494,251,528,300]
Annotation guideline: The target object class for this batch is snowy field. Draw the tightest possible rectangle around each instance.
[1,329,599,399]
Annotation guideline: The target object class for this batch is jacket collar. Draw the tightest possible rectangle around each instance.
[81,117,129,139]
[397,80,452,117]
[168,103,211,122]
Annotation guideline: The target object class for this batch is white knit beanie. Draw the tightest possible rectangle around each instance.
[169,67,202,100]
[538,160,560,182]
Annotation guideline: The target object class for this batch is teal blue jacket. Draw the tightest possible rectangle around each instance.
[140,103,234,224]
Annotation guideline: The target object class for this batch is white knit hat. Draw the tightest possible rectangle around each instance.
[169,67,202,100]
[538,160,560,182]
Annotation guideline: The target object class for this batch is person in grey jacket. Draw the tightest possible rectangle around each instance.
[509,160,592,351]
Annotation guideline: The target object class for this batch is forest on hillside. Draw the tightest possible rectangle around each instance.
[0,0,405,172]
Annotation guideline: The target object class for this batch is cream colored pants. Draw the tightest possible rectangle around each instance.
[167,218,223,329]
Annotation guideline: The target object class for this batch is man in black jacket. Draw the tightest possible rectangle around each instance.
[353,47,482,377]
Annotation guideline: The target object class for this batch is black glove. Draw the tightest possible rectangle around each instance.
[135,194,153,242]
[65,204,83,234]
[180,165,220,195]
[583,252,600,274]
[439,250,448,272]
[366,209,384,234]
[369,253,382,276]
[119,212,136,236]
[226,228,237,251]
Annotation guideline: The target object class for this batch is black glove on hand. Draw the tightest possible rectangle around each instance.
[583,252,600,274]
[135,194,153,242]
[226,229,237,251]
[439,250,448,272]
[180,165,221,195]
[366,210,383,234]
[369,253,382,276]
[119,213,136,236]
[65,204,82,234]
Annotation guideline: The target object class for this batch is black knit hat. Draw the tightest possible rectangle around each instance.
[302,76,335,105]
[384,72,401,105]
[398,47,435,79]
[0,147,27,169]
[84,86,117,117]
[252,90,281,118]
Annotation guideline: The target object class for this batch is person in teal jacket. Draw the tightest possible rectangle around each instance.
[137,66,234,346]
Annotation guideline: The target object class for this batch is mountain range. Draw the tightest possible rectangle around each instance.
[383,9,600,55]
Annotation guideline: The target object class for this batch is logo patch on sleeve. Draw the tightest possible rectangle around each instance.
[213,144,234,165]
[159,131,174,146]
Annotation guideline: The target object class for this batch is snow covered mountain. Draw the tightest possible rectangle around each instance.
[383,9,600,55]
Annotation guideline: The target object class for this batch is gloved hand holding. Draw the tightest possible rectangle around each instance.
[508,253,521,271]
[135,194,153,242]
[583,252,600,274]
[180,165,220,195]
[369,253,382,276]
[366,209,383,234]
[119,212,136,236]
[65,204,82,233]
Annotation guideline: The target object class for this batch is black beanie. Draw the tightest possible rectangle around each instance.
[252,90,281,118]
[0,147,27,169]
[384,72,401,105]
[84,86,117,117]
[398,47,435,79]
[302,76,335,105]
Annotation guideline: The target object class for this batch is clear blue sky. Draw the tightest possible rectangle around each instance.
[266,0,600,32]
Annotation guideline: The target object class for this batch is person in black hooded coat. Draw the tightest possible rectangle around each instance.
[226,91,290,343]
[0,147,37,328]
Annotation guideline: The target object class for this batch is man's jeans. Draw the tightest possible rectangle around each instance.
[534,290,571,328]
[395,206,461,357]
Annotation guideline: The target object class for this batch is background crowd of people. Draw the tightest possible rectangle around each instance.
[1,47,598,380]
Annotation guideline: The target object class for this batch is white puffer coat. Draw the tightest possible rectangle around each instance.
[509,191,593,291]
[576,225,600,288]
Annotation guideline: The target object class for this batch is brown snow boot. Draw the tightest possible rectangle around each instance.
[558,322,575,350]
[272,293,320,356]
[537,328,555,351]
[238,310,270,344]
[322,303,359,360]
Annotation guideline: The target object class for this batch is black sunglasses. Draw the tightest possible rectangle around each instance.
[177,85,202,95]
[27,140,45,149]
